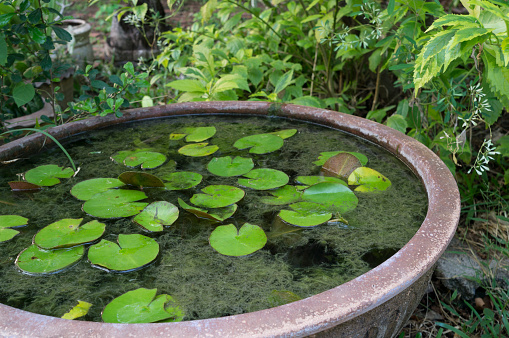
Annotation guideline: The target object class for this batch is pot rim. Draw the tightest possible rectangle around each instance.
[0,101,460,337]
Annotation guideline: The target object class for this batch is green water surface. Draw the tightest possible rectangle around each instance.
[0,115,427,322]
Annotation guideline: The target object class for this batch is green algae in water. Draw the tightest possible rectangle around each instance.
[0,115,427,322]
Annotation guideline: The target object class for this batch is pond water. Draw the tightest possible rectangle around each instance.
[0,115,427,322]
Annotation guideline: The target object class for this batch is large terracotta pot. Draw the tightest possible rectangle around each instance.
[0,102,460,337]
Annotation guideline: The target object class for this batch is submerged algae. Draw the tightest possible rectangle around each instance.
[0,115,427,322]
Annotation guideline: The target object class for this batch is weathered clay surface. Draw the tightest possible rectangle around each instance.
[0,102,460,337]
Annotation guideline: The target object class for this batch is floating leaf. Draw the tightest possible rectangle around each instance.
[34,218,106,249]
[302,182,358,213]
[123,151,167,169]
[0,215,28,243]
[102,288,184,324]
[118,171,165,188]
[190,185,245,208]
[111,148,151,164]
[209,223,267,256]
[178,143,219,157]
[61,300,93,320]
[70,178,124,200]
[207,156,254,177]
[321,153,362,180]
[170,126,216,142]
[348,167,392,192]
[238,168,289,190]
[160,171,202,190]
[16,245,84,274]
[233,134,284,154]
[24,164,74,186]
[83,189,148,218]
[88,234,159,272]
[133,201,179,232]
[260,185,301,205]
[8,181,42,191]
[269,129,297,139]
[313,151,368,166]
[178,198,237,222]
[278,202,332,227]
[295,176,347,186]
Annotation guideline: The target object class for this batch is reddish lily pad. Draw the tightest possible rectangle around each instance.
[133,201,179,232]
[321,153,362,180]
[24,164,74,186]
[209,223,267,256]
[8,181,42,191]
[88,234,159,272]
[34,218,106,249]
[102,288,184,323]
[313,151,368,166]
[118,171,165,188]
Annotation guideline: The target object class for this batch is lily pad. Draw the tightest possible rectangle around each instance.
[122,151,167,169]
[34,218,106,249]
[133,201,179,232]
[348,167,392,192]
[295,176,347,186]
[0,215,28,243]
[170,126,216,142]
[178,143,219,157]
[24,164,74,186]
[269,129,297,139]
[118,171,165,188]
[209,223,267,256]
[260,185,301,205]
[83,189,148,218]
[233,134,284,154]
[238,168,289,190]
[178,198,237,222]
[160,171,202,190]
[207,156,254,177]
[302,182,358,213]
[268,290,302,307]
[278,202,332,227]
[70,178,124,200]
[8,181,42,191]
[88,234,159,272]
[322,153,362,180]
[313,151,368,166]
[16,245,84,274]
[61,300,93,320]
[190,185,245,208]
[111,148,151,164]
[102,288,184,323]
